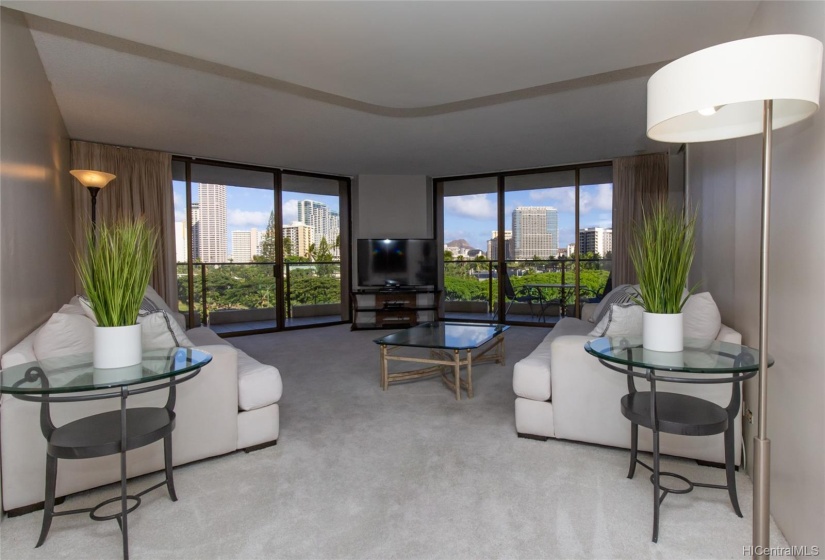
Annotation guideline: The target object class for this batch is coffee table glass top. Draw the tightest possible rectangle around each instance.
[374,322,509,350]
[0,348,213,395]
[585,337,772,374]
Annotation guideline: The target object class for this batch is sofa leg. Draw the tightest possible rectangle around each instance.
[243,440,278,453]
[517,432,549,442]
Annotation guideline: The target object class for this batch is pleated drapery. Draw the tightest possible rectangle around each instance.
[71,141,176,306]
[612,153,670,286]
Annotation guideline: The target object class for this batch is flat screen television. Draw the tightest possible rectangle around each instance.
[357,238,438,287]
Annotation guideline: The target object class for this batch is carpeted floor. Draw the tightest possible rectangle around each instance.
[0,324,788,559]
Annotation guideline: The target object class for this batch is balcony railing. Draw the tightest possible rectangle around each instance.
[443,258,612,321]
[176,261,341,328]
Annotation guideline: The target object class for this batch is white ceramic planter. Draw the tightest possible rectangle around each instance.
[642,312,684,352]
[93,363,144,385]
[93,324,142,369]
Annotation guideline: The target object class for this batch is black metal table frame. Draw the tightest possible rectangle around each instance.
[595,344,757,543]
[11,363,202,560]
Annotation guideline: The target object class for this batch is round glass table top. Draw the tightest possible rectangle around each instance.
[0,348,212,395]
[584,337,773,374]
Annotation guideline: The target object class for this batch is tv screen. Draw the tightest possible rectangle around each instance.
[358,239,437,287]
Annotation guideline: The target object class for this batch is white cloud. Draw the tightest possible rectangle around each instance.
[580,184,613,214]
[227,209,271,230]
[444,194,496,220]
[282,199,299,225]
[528,188,575,212]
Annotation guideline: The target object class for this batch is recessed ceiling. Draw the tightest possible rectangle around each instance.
[6,1,759,175]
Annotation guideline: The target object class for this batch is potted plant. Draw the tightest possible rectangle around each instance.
[76,218,157,368]
[629,199,697,352]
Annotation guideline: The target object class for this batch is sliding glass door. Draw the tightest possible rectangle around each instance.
[173,159,350,335]
[437,162,613,326]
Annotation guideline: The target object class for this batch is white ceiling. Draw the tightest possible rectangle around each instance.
[8,1,760,176]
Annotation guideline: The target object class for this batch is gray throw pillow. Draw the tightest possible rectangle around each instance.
[589,284,638,324]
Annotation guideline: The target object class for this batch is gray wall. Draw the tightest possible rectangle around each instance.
[688,1,825,549]
[0,7,74,356]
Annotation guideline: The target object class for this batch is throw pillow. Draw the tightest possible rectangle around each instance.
[682,292,722,340]
[589,284,637,324]
[588,302,644,338]
[137,310,194,349]
[33,313,95,360]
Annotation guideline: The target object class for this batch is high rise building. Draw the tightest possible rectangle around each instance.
[175,222,188,262]
[191,203,200,260]
[487,230,514,260]
[298,200,338,249]
[283,222,314,259]
[198,184,227,262]
[578,227,613,257]
[512,207,558,260]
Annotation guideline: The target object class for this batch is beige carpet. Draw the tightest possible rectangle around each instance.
[0,324,788,559]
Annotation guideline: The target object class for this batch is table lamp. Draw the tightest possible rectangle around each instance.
[646,34,822,557]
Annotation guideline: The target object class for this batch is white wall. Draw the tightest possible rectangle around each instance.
[0,7,74,354]
[688,1,825,549]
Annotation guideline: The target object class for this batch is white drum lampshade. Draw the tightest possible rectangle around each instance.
[647,34,822,142]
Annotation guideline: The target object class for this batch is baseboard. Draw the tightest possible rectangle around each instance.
[6,496,65,518]
[517,432,549,442]
[242,439,278,453]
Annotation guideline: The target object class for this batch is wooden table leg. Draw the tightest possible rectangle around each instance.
[453,349,461,400]
[466,350,473,399]
[380,345,388,390]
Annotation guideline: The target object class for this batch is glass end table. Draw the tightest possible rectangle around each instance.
[0,348,212,560]
[584,336,772,543]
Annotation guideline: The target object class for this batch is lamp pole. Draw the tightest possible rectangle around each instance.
[88,186,102,229]
[753,99,773,559]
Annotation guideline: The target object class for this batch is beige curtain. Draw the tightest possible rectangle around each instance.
[71,141,176,306]
[612,153,669,285]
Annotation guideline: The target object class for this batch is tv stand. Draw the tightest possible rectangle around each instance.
[351,287,441,330]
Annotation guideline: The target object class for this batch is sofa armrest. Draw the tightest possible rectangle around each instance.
[580,303,598,323]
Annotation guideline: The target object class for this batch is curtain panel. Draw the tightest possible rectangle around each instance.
[612,153,669,286]
[71,141,176,306]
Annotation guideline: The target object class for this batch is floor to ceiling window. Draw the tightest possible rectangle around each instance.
[172,158,350,335]
[437,162,612,326]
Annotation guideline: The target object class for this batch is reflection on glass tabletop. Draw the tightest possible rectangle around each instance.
[374,322,509,350]
[0,348,213,394]
[585,336,772,374]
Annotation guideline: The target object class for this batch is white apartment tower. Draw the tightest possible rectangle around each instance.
[298,200,338,248]
[512,207,558,260]
[578,227,613,257]
[230,228,260,263]
[487,230,514,260]
[198,184,227,262]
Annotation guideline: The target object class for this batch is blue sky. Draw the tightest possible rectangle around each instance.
[173,181,340,252]
[444,183,613,250]
[173,181,612,253]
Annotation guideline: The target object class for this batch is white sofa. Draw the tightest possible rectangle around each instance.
[513,298,744,465]
[0,292,282,514]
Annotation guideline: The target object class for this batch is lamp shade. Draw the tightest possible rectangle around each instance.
[70,169,116,188]
[647,34,823,143]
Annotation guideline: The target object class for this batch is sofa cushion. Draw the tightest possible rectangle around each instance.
[588,302,644,337]
[590,284,637,324]
[32,313,95,360]
[185,327,232,347]
[137,310,194,349]
[236,350,283,411]
[683,292,722,340]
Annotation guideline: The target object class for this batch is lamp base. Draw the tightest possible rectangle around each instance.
[753,436,771,559]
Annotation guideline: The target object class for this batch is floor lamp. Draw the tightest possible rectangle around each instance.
[645,35,822,557]
[70,169,117,228]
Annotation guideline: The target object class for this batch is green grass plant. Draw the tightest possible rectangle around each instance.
[76,218,158,327]
[629,199,697,314]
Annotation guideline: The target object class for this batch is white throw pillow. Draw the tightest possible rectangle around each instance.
[137,310,193,349]
[682,292,722,340]
[589,285,637,324]
[33,313,95,360]
[588,302,644,338]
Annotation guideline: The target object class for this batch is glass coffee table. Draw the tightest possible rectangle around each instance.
[374,322,509,400]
